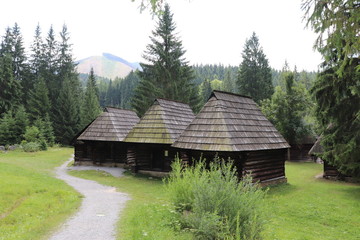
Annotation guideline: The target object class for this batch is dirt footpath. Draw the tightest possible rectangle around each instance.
[49,159,130,240]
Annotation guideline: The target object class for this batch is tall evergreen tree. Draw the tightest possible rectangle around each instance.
[304,0,360,177]
[132,3,198,115]
[0,54,21,113]
[82,68,101,126]
[29,24,45,79]
[200,79,213,105]
[27,77,51,122]
[237,32,273,103]
[52,76,81,144]
[43,25,58,103]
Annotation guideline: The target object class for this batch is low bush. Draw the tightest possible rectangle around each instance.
[166,157,267,240]
[22,141,41,152]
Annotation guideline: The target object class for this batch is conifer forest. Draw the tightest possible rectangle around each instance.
[0,1,359,178]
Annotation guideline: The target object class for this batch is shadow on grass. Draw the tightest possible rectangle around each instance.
[266,182,298,196]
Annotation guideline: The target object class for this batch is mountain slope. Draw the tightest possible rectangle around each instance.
[77,53,140,79]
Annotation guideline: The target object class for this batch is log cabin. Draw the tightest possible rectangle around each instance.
[74,107,139,166]
[172,90,290,186]
[308,137,344,179]
[124,98,195,176]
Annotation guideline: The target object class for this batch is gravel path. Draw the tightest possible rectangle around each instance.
[49,158,130,240]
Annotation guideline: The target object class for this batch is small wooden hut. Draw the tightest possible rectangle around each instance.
[172,90,290,185]
[289,135,316,162]
[74,107,139,166]
[124,98,195,175]
[308,137,344,179]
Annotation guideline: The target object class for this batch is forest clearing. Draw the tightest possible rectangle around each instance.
[0,148,359,240]
[0,0,359,239]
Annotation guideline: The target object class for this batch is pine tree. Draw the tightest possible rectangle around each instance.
[34,114,55,146]
[29,24,45,80]
[223,69,235,93]
[0,54,21,113]
[0,110,16,145]
[304,0,360,177]
[13,105,29,143]
[82,68,101,126]
[200,79,213,105]
[11,23,30,97]
[27,77,51,122]
[132,3,198,116]
[237,32,273,103]
[52,76,81,145]
[43,25,58,103]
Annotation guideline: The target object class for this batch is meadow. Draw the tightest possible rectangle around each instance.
[0,148,81,240]
[1,148,359,240]
[70,161,360,240]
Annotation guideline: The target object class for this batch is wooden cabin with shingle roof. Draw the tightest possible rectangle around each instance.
[172,90,290,185]
[308,137,345,179]
[74,107,140,166]
[124,98,195,175]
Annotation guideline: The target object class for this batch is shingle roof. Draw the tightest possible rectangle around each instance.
[308,137,323,156]
[172,90,290,151]
[124,98,195,144]
[77,107,140,142]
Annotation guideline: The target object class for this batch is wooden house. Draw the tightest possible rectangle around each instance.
[172,90,290,185]
[124,98,195,176]
[74,107,140,166]
[289,135,316,162]
[308,137,344,179]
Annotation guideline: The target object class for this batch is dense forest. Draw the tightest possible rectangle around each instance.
[1,0,358,178]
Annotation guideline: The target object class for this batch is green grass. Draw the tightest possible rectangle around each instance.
[0,148,81,240]
[264,162,360,240]
[70,162,360,240]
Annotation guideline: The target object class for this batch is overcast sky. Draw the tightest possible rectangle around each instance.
[0,0,322,71]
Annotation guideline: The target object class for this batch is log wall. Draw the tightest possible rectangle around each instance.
[243,149,287,183]
[74,141,127,165]
[289,144,313,162]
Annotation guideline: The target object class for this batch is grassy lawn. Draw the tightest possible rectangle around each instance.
[0,148,81,240]
[264,162,360,240]
[70,161,360,240]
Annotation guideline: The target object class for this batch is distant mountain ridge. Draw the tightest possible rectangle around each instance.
[76,53,141,79]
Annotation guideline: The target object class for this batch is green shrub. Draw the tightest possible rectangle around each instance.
[23,126,42,143]
[166,157,267,240]
[22,142,41,152]
[39,139,48,151]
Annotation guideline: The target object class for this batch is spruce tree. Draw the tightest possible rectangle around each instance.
[82,68,101,126]
[200,79,213,105]
[132,3,198,116]
[27,77,51,122]
[304,0,360,177]
[237,32,273,103]
[43,25,58,103]
[12,23,30,99]
[34,114,55,146]
[29,24,45,80]
[0,54,21,113]
[52,76,81,145]
[223,69,235,93]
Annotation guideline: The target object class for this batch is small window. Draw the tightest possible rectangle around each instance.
[164,150,169,157]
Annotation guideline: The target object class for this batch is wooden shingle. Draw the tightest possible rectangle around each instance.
[172,91,290,151]
[124,98,195,144]
[77,107,140,142]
